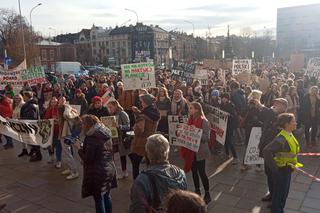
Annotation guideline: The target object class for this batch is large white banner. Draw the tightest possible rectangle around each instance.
[0,66,46,90]
[306,57,320,80]
[121,62,156,90]
[203,104,229,145]
[168,115,188,145]
[0,116,54,148]
[232,59,252,75]
[193,68,208,85]
[244,127,264,165]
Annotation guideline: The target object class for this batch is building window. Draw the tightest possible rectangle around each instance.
[106,41,109,46]
[49,50,54,61]
[112,42,115,48]
[123,41,126,47]
[93,49,97,55]
[93,42,96,47]
[41,50,47,61]
[117,41,120,47]
[106,49,109,55]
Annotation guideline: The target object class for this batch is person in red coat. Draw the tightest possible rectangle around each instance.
[0,92,13,149]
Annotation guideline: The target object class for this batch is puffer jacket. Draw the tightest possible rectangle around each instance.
[78,123,116,198]
[129,163,187,213]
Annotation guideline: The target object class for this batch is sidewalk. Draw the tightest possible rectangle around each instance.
[0,143,319,213]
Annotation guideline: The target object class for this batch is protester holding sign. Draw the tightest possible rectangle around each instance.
[220,93,239,164]
[71,89,88,115]
[130,94,160,179]
[180,102,211,204]
[21,90,42,162]
[107,100,131,179]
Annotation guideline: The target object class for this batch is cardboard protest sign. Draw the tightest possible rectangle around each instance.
[0,59,27,72]
[121,62,156,90]
[232,59,252,75]
[100,116,118,138]
[171,63,196,85]
[0,116,53,148]
[244,127,264,165]
[202,104,229,145]
[174,123,203,152]
[70,105,81,114]
[217,69,226,85]
[236,72,252,85]
[194,67,209,85]
[101,88,115,106]
[306,57,320,80]
[203,59,219,69]
[0,66,46,90]
[290,54,305,72]
[168,115,188,145]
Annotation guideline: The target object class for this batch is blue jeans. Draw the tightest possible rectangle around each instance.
[53,137,62,161]
[93,193,112,213]
[271,167,291,213]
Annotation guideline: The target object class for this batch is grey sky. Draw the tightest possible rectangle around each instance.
[1,0,320,37]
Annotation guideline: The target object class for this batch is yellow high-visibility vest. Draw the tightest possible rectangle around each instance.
[273,130,303,168]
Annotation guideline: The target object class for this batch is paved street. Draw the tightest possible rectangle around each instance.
[0,142,319,213]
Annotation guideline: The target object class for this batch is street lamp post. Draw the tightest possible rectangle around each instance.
[125,8,139,23]
[30,3,42,32]
[18,0,27,63]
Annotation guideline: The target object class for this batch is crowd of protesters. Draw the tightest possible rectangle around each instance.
[0,62,317,213]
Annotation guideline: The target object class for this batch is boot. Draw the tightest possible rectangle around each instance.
[204,191,212,204]
[29,153,42,162]
[18,149,29,157]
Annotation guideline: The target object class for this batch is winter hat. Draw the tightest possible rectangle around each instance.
[139,94,155,106]
[248,90,262,102]
[211,89,220,97]
[117,81,124,87]
[75,89,82,94]
[92,96,102,104]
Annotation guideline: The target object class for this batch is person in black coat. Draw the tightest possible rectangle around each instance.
[299,86,320,147]
[87,96,110,119]
[20,90,42,162]
[75,115,116,213]
[220,93,239,164]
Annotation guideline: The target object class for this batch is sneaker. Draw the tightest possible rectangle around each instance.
[18,149,29,157]
[47,156,55,164]
[203,191,212,204]
[255,166,263,172]
[66,172,79,180]
[55,162,62,169]
[240,165,249,171]
[3,143,13,150]
[61,169,71,175]
[232,158,239,165]
[261,193,272,202]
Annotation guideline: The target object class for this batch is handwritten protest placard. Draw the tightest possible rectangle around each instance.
[306,57,320,80]
[232,59,252,75]
[0,66,46,89]
[174,124,203,152]
[168,115,188,145]
[244,127,264,165]
[194,67,209,85]
[0,116,54,148]
[202,104,229,145]
[100,116,119,138]
[121,62,156,90]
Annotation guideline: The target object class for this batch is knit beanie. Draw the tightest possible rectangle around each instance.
[92,96,102,104]
[211,89,220,97]
[139,94,155,106]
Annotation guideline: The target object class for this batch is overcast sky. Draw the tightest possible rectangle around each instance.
[1,0,320,37]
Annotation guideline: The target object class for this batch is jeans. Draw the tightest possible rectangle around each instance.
[93,193,112,213]
[129,153,143,179]
[264,164,274,197]
[224,129,237,158]
[191,160,209,192]
[61,139,78,174]
[271,167,291,213]
[54,137,62,161]
[120,155,127,171]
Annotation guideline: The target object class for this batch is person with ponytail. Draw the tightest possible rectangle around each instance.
[180,102,211,204]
